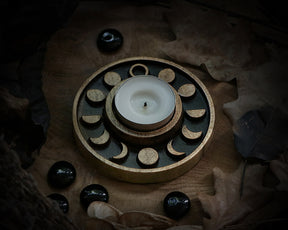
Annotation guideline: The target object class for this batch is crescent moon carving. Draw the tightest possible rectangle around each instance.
[167,140,185,157]
[81,115,101,125]
[112,142,128,160]
[186,109,206,119]
[90,129,110,146]
[182,125,202,140]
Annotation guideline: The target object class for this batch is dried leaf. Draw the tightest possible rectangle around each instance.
[233,106,288,161]
[85,218,115,230]
[223,48,288,127]
[119,211,175,229]
[0,87,29,121]
[166,225,203,230]
[198,162,273,230]
[270,152,288,191]
[161,1,258,82]
[86,202,176,230]
[87,201,122,222]
[238,190,288,229]
[0,87,41,168]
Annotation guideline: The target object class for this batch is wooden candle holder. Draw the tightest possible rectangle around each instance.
[73,57,215,183]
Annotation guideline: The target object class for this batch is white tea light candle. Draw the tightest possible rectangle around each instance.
[114,75,176,131]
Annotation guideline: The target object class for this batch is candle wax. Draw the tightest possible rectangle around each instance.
[114,75,176,131]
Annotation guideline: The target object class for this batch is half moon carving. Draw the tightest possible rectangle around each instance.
[90,129,110,146]
[167,140,185,157]
[112,142,128,160]
[81,115,101,125]
[182,125,202,140]
[186,109,206,119]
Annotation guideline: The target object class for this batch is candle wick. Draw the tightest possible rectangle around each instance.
[144,102,147,107]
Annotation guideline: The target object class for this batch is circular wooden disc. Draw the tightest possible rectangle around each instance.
[178,84,196,98]
[158,68,175,83]
[138,148,159,167]
[86,89,106,103]
[73,56,215,183]
[104,72,122,87]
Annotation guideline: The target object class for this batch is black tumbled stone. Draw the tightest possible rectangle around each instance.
[47,161,76,188]
[80,184,109,210]
[47,193,69,213]
[97,29,123,52]
[163,191,191,219]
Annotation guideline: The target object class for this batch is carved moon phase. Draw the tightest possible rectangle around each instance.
[182,125,202,140]
[81,115,101,125]
[167,140,185,157]
[158,68,175,83]
[86,89,106,103]
[186,109,206,119]
[112,142,128,160]
[137,148,159,167]
[90,129,110,146]
[129,63,149,77]
[178,84,196,98]
[104,72,122,87]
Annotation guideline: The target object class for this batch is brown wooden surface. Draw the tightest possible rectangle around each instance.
[28,1,241,229]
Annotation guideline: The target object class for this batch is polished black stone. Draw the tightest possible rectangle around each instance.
[163,191,191,219]
[80,184,109,210]
[47,161,76,188]
[47,193,69,213]
[97,29,123,52]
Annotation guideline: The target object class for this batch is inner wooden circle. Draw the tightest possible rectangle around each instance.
[105,80,183,146]
[114,76,176,131]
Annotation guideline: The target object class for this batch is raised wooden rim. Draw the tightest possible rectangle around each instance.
[104,82,183,146]
[72,57,215,183]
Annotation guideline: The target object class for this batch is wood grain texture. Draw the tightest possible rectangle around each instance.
[27,1,241,228]
[186,109,206,119]
[86,89,106,103]
[178,84,196,98]
[167,139,186,157]
[158,68,175,83]
[112,142,128,160]
[182,125,202,140]
[137,148,159,167]
[81,115,101,125]
[104,71,122,87]
[90,129,110,146]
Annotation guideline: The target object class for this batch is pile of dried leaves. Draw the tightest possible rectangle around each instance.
[199,157,288,230]
[160,1,288,229]
[85,201,203,230]
[84,154,288,230]
[85,1,288,229]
